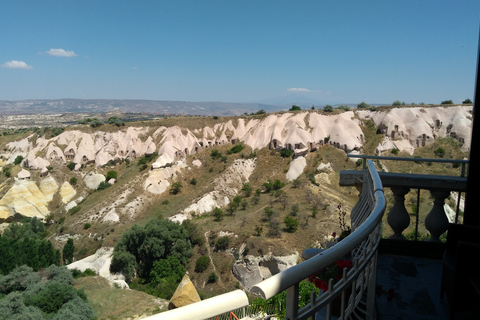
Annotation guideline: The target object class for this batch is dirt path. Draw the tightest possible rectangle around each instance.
[204,231,224,288]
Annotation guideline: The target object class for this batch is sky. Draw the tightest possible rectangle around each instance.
[1,0,479,106]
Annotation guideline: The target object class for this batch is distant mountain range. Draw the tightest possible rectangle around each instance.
[0,99,288,116]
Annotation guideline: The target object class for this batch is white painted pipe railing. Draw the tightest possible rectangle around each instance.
[142,289,249,320]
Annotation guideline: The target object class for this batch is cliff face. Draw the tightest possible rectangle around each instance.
[0,106,472,222]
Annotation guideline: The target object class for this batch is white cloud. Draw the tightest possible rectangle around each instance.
[287,87,312,92]
[46,48,77,57]
[1,60,33,69]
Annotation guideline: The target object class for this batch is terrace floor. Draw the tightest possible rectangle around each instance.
[376,254,448,320]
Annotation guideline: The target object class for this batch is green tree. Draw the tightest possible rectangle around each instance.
[108,116,124,126]
[89,118,104,128]
[66,162,75,171]
[147,256,185,299]
[289,105,301,111]
[463,98,472,104]
[110,219,192,280]
[323,105,333,112]
[62,239,75,265]
[241,182,252,197]
[441,100,453,105]
[212,208,224,221]
[214,236,230,251]
[357,101,369,109]
[263,179,285,192]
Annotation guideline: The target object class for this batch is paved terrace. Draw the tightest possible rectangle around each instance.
[376,254,448,320]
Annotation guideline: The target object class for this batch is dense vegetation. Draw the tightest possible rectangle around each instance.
[0,218,61,275]
[110,218,193,299]
[0,265,96,320]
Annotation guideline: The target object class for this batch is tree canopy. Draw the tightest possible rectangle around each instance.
[110,219,193,281]
[0,218,60,275]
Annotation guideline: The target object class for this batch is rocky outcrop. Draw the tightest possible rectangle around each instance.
[357,105,472,154]
[168,273,201,310]
[0,106,472,222]
[0,178,53,222]
[59,181,76,203]
[233,252,298,290]
[67,247,129,289]
[170,158,257,223]
[286,156,307,181]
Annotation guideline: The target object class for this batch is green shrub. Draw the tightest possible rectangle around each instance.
[210,149,221,160]
[14,155,24,165]
[214,236,230,251]
[228,144,244,154]
[323,105,333,112]
[279,149,293,158]
[284,216,299,233]
[434,147,445,158]
[66,162,75,171]
[96,181,110,191]
[169,182,183,195]
[212,208,224,221]
[69,177,77,186]
[106,170,118,181]
[68,206,81,215]
[208,271,218,283]
[195,256,210,273]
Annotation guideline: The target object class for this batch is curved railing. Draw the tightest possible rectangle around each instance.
[250,159,385,319]
[143,160,385,320]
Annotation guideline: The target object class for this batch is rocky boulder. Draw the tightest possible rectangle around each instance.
[168,273,201,310]
[233,252,298,291]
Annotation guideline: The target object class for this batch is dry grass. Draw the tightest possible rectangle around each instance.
[74,276,167,320]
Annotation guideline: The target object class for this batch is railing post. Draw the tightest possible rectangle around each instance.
[425,190,450,241]
[387,187,410,240]
[286,283,299,320]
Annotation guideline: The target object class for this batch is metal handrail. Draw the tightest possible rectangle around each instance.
[347,154,469,177]
[250,160,386,319]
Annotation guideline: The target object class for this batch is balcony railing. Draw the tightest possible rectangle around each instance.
[143,159,386,320]
[340,155,468,242]
[250,159,386,319]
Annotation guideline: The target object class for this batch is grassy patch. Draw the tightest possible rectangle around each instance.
[74,276,167,320]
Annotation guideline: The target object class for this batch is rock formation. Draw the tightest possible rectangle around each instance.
[232,252,299,290]
[0,106,472,222]
[168,273,201,310]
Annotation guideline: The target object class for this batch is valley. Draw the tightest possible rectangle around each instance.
[0,105,471,319]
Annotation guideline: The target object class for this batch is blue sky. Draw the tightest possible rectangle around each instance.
[1,1,479,106]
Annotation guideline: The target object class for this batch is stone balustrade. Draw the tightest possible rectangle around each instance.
[341,155,468,242]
